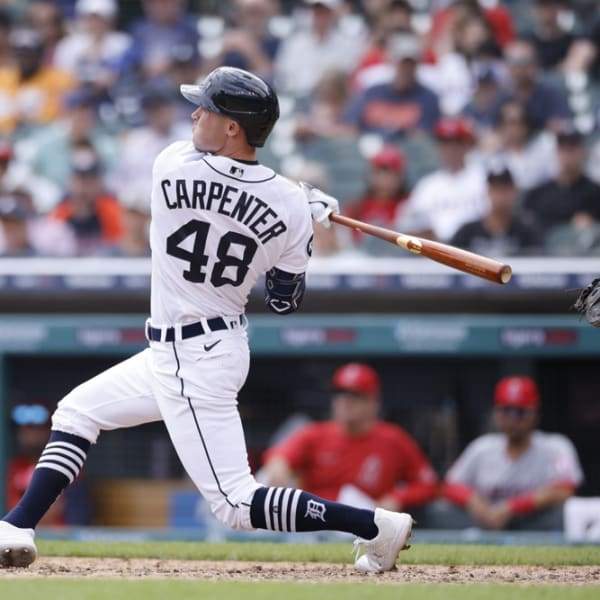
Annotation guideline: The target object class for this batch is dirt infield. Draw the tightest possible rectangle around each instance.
[1,558,599,584]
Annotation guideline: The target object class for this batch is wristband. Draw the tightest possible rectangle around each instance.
[508,493,537,515]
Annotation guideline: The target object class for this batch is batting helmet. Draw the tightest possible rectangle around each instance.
[332,363,381,396]
[180,67,279,147]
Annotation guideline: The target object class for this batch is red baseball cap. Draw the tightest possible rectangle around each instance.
[332,363,380,396]
[434,117,474,143]
[371,145,405,172]
[494,376,540,409]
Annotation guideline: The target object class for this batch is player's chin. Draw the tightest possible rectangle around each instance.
[193,136,218,154]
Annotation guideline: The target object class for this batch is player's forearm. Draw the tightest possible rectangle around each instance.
[442,481,475,507]
[392,481,439,510]
[260,456,297,487]
[507,484,575,516]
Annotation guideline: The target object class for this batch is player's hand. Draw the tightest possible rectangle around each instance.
[300,182,340,229]
[468,493,512,530]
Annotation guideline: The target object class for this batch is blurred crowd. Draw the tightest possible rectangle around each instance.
[0,0,599,257]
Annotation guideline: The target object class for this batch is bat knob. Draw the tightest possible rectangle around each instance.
[499,265,512,284]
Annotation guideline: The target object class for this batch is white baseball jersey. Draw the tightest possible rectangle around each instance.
[398,164,488,242]
[149,141,313,325]
[55,141,314,532]
[445,431,584,502]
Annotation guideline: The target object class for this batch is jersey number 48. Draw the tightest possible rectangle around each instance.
[166,219,258,287]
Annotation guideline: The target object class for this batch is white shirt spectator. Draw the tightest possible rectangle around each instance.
[53,0,131,83]
[446,431,584,502]
[398,163,488,242]
[476,132,558,192]
[275,13,366,98]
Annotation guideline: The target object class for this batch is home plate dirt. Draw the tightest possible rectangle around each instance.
[1,558,600,584]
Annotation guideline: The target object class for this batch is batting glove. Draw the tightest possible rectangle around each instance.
[300,182,340,229]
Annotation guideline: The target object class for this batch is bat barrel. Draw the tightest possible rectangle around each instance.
[329,213,512,285]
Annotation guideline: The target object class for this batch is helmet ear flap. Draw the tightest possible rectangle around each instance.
[180,67,279,147]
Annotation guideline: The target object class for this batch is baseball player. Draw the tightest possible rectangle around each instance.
[442,375,583,530]
[262,362,438,513]
[0,67,413,573]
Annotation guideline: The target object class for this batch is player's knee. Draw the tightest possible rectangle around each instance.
[208,482,258,530]
[51,393,101,444]
[210,498,252,530]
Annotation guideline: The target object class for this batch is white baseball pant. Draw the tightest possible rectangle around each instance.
[51,324,260,530]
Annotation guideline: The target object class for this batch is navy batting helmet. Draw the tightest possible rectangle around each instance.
[180,67,279,147]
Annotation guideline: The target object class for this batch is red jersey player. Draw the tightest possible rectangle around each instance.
[262,362,438,513]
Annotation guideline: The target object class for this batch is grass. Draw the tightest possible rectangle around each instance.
[0,580,599,600]
[37,540,600,565]
[1,541,598,600]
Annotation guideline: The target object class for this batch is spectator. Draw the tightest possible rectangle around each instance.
[53,0,131,102]
[461,44,506,143]
[293,68,355,141]
[344,144,410,255]
[260,362,438,516]
[120,0,200,83]
[209,0,281,82]
[343,32,440,140]
[0,9,14,68]
[0,27,75,137]
[163,41,203,121]
[274,0,366,99]
[0,188,76,256]
[419,10,496,116]
[563,14,600,80]
[111,83,189,202]
[480,99,558,192]
[523,0,580,72]
[522,125,600,244]
[350,0,414,92]
[0,138,62,213]
[398,116,487,242]
[22,86,119,192]
[6,400,91,526]
[491,38,571,133]
[102,185,150,257]
[423,0,514,65]
[26,1,67,66]
[450,162,544,257]
[0,195,38,256]
[441,375,583,530]
[51,141,123,255]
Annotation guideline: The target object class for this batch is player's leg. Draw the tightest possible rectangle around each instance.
[0,349,161,568]
[152,332,413,573]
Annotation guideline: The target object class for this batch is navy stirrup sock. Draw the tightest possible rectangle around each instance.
[249,486,378,540]
[3,431,90,529]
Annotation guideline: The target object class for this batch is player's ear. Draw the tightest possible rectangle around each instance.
[226,119,242,139]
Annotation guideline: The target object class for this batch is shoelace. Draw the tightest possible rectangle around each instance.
[352,538,365,561]
[352,538,382,569]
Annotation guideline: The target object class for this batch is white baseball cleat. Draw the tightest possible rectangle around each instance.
[0,521,37,568]
[353,508,414,573]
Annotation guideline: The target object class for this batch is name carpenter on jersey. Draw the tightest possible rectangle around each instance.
[160,178,287,244]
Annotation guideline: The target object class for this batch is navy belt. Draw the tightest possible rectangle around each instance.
[146,315,245,342]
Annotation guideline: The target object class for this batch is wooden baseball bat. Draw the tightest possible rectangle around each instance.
[329,213,512,284]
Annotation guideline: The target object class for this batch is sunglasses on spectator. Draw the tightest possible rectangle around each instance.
[495,406,533,418]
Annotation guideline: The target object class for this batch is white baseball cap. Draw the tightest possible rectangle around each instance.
[386,32,421,61]
[304,0,342,9]
[76,0,117,18]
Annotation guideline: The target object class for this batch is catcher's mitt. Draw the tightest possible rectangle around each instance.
[573,278,600,328]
